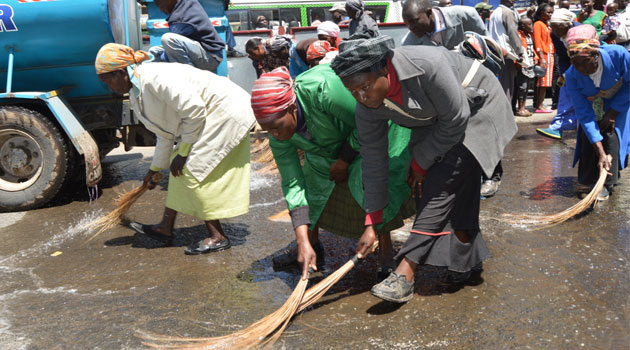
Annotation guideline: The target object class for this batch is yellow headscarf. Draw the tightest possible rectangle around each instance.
[95,43,150,74]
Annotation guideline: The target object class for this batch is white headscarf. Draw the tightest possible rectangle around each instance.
[550,8,576,24]
[317,21,341,38]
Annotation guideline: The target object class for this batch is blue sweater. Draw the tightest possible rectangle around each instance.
[168,0,225,56]
[566,44,630,169]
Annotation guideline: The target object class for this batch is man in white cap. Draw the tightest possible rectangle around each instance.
[317,21,341,47]
[329,3,350,25]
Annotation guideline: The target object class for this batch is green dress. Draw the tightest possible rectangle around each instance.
[269,64,412,236]
[580,10,606,36]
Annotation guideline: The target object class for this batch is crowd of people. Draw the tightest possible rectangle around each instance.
[96,0,628,304]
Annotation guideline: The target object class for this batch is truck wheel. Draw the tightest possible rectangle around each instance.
[0,107,70,211]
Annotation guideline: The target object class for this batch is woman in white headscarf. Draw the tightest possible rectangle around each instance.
[95,43,256,255]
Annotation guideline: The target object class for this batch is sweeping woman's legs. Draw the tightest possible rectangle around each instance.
[150,207,178,236]
[203,219,227,245]
[394,229,470,283]
[370,144,490,302]
[378,232,395,267]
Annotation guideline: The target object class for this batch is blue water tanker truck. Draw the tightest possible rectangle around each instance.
[0,0,229,211]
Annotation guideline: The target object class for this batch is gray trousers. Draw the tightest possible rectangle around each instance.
[150,32,222,72]
[498,58,516,103]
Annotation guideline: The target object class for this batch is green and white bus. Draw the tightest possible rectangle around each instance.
[227,0,403,31]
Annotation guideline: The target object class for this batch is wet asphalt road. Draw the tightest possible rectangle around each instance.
[0,114,628,350]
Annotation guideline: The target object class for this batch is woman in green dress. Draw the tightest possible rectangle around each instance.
[250,65,413,279]
[578,0,607,35]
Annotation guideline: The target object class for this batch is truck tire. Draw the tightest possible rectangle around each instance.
[0,106,70,211]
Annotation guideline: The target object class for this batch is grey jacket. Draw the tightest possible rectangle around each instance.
[401,6,488,50]
[349,13,380,36]
[355,46,517,213]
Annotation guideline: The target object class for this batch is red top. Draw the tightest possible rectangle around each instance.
[385,58,403,105]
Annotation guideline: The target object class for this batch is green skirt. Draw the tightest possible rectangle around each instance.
[316,181,415,238]
[165,136,250,221]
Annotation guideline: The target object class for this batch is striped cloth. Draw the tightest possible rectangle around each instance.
[537,52,554,87]
[250,67,296,123]
[331,33,394,78]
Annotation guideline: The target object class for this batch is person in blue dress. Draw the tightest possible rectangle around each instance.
[565,25,630,200]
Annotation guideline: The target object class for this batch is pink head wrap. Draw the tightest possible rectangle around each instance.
[317,21,340,38]
[566,25,600,58]
[250,67,296,123]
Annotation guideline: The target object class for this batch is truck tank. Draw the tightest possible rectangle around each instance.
[0,0,142,98]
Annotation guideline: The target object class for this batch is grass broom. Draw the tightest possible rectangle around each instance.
[501,157,610,229]
[137,241,379,349]
[84,172,163,242]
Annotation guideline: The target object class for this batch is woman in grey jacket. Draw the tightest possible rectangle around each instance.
[331,34,517,303]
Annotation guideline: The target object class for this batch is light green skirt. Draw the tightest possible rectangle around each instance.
[165,136,250,221]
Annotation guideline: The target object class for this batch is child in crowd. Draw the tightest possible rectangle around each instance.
[602,2,621,43]
[515,16,538,117]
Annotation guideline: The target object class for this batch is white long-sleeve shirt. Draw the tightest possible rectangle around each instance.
[129,62,256,182]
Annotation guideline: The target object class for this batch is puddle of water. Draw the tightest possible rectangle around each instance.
[250,170,275,191]
[5,210,103,264]
[0,308,29,350]
[0,210,109,349]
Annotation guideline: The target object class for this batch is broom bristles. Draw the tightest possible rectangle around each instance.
[501,164,609,229]
[138,242,379,349]
[84,173,163,242]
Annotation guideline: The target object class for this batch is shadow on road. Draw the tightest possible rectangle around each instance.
[236,231,487,316]
[103,222,251,249]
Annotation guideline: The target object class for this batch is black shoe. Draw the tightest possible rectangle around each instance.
[227,49,247,57]
[272,241,325,268]
[184,238,231,255]
[129,222,173,244]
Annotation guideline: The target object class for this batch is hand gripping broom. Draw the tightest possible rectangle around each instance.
[137,241,380,349]
[84,172,163,242]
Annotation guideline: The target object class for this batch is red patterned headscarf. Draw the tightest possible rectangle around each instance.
[306,40,337,62]
[250,67,296,123]
[566,25,600,58]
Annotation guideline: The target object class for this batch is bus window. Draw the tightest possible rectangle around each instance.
[307,7,329,26]
[250,9,276,29]
[365,5,388,23]
[279,8,302,29]
[227,9,249,31]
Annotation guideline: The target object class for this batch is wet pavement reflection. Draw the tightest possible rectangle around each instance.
[0,117,628,349]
